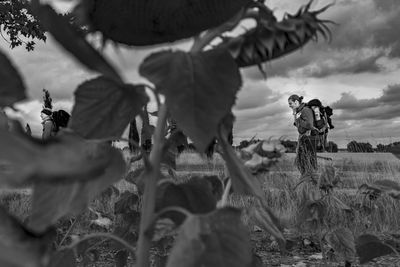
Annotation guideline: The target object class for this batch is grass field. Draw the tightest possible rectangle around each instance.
[172,151,400,266]
[1,151,400,266]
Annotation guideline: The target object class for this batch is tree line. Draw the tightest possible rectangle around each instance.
[233,139,400,153]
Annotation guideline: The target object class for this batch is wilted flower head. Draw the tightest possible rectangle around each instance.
[239,139,286,174]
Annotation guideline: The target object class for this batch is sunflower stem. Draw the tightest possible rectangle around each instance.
[136,103,168,267]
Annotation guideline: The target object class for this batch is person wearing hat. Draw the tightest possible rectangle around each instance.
[41,108,56,140]
[41,89,56,140]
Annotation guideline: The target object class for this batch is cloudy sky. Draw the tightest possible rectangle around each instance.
[2,0,400,148]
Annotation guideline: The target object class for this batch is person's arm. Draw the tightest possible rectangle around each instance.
[42,120,53,140]
[297,108,315,130]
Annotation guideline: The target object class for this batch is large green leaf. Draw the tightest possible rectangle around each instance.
[0,206,51,267]
[325,228,356,263]
[139,48,242,152]
[356,234,395,264]
[30,1,122,83]
[69,76,149,139]
[155,177,218,225]
[0,50,26,107]
[28,142,126,232]
[46,249,77,267]
[359,179,400,200]
[166,207,252,267]
[217,115,265,200]
[0,129,114,187]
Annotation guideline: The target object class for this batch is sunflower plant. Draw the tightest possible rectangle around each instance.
[0,0,333,266]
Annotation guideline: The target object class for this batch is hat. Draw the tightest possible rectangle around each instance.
[41,108,52,116]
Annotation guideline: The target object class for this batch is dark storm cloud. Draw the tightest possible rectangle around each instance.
[332,84,400,120]
[300,51,384,78]
[380,84,400,105]
[331,92,379,111]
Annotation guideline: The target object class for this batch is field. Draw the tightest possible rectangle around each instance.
[1,151,400,266]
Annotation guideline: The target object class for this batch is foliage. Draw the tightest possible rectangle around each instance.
[237,138,262,150]
[280,139,297,153]
[0,0,46,50]
[0,51,26,107]
[166,207,252,267]
[346,140,374,153]
[359,179,400,200]
[77,0,250,46]
[325,228,356,264]
[355,234,396,264]
[0,0,335,266]
[326,141,338,153]
[376,142,400,159]
[69,76,149,139]
[139,49,242,152]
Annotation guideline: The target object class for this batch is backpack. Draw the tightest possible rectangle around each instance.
[52,109,70,130]
[306,99,334,136]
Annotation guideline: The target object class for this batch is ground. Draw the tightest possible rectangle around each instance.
[1,151,400,266]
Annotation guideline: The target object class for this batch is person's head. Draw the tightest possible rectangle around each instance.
[288,94,303,110]
[40,109,52,120]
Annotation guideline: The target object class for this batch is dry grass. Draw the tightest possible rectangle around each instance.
[174,151,400,235]
[1,151,399,239]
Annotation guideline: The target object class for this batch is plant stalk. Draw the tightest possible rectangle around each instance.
[136,103,168,267]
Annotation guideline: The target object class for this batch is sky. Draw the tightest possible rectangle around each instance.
[2,0,400,148]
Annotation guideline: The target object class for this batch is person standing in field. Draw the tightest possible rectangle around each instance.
[41,89,56,140]
[41,108,56,140]
[288,94,318,180]
[40,89,71,140]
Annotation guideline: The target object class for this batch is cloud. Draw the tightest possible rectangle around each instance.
[331,92,378,111]
[234,80,282,110]
[379,84,400,105]
[332,84,400,120]
[294,49,386,78]
[230,79,294,141]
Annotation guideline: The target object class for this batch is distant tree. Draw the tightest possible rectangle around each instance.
[280,139,297,153]
[347,140,374,153]
[326,141,338,153]
[238,140,250,149]
[0,0,46,50]
[376,144,387,152]
[387,146,400,160]
[385,142,400,159]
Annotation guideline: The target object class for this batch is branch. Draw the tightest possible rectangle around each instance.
[57,215,81,247]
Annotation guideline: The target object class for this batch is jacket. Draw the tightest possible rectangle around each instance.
[294,103,315,135]
[42,118,57,140]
